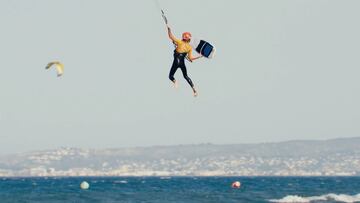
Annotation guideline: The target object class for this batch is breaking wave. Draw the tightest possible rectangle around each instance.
[269,193,360,203]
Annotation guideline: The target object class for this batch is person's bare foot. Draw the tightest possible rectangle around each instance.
[192,88,198,97]
[172,80,178,89]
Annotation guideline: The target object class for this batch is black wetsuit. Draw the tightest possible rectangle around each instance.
[168,50,194,87]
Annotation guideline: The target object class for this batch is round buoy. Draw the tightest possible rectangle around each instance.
[80,181,90,190]
[231,181,241,189]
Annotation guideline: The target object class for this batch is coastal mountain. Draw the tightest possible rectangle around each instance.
[0,137,359,176]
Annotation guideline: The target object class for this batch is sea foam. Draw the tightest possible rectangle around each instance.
[269,193,360,203]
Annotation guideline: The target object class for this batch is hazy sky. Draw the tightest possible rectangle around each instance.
[0,0,359,154]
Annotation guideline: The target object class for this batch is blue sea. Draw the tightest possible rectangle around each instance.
[0,177,360,202]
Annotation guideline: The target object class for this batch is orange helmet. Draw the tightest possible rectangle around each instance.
[182,32,192,41]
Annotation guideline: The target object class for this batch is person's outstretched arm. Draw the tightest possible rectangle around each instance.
[167,27,179,44]
[187,49,203,62]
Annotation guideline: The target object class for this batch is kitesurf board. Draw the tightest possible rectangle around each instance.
[191,39,216,59]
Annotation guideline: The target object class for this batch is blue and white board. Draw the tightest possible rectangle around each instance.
[191,39,216,59]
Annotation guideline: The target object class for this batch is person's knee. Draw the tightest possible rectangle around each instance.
[183,74,190,80]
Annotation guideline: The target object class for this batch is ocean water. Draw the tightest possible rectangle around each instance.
[0,176,360,203]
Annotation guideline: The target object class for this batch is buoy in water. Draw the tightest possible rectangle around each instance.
[231,181,241,189]
[80,181,90,190]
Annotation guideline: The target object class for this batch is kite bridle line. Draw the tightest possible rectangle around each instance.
[154,0,168,26]
[161,9,168,25]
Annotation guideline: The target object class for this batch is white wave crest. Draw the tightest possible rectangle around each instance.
[269,193,360,203]
[113,180,128,184]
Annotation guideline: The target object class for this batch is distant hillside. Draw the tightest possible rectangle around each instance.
[0,137,360,176]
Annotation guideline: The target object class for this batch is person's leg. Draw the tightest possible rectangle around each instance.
[169,61,179,88]
[180,65,193,87]
[180,65,197,97]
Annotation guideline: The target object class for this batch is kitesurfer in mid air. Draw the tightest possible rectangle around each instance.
[167,26,203,97]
